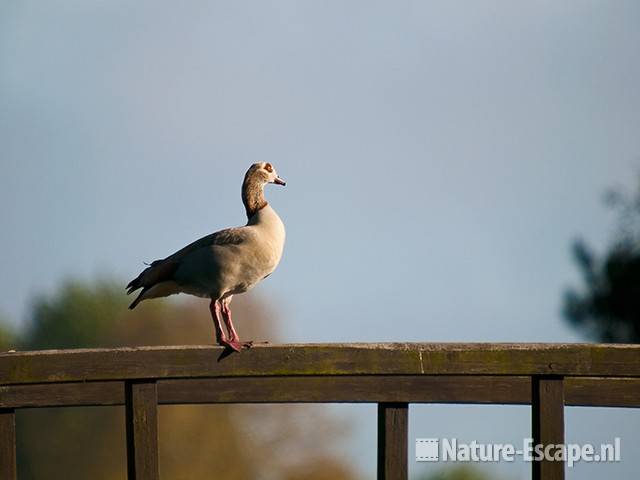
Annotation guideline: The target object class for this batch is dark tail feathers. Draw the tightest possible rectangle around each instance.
[126,259,166,309]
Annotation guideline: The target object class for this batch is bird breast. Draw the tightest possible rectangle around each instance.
[248,204,286,273]
[218,204,285,297]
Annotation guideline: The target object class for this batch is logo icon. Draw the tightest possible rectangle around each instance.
[416,438,439,462]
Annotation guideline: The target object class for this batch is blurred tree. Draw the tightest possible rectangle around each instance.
[0,318,16,350]
[563,178,640,342]
[13,279,357,480]
[416,465,494,480]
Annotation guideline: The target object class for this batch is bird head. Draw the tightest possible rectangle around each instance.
[246,162,286,187]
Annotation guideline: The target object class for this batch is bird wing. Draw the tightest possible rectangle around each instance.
[126,227,248,297]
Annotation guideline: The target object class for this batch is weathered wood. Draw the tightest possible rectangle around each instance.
[564,377,640,407]
[126,381,159,480]
[532,376,564,480]
[0,409,16,480]
[1,343,640,385]
[377,403,408,480]
[159,375,531,405]
[0,345,636,479]
[0,381,125,408]
[0,376,530,408]
[1,376,639,409]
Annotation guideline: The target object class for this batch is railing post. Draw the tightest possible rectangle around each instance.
[125,380,159,480]
[531,376,564,480]
[0,408,16,480]
[377,402,408,480]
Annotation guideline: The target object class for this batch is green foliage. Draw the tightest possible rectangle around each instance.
[417,465,493,480]
[0,320,16,350]
[23,278,127,349]
[564,178,640,342]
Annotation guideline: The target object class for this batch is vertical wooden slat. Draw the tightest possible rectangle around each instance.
[125,381,159,480]
[377,402,408,480]
[0,408,17,480]
[532,376,564,480]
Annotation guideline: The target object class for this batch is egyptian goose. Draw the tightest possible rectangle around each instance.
[126,162,286,351]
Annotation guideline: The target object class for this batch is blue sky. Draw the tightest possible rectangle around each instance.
[1,1,639,478]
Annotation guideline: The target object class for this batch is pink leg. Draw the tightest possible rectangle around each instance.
[220,298,253,352]
[209,299,228,346]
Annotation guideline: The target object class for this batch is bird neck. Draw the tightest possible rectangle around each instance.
[242,177,268,220]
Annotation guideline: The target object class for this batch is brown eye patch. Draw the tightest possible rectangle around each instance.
[264,163,273,173]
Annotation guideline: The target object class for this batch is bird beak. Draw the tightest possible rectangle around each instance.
[274,176,286,186]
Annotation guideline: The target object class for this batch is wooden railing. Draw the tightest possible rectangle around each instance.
[1,343,639,479]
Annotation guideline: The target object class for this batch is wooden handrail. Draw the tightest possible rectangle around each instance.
[1,343,640,384]
[1,375,639,409]
[1,343,639,480]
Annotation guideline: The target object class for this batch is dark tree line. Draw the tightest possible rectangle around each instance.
[564,178,640,343]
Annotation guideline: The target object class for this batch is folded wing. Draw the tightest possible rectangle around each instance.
[126,228,247,309]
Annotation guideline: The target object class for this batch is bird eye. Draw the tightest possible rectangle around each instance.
[264,163,273,173]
